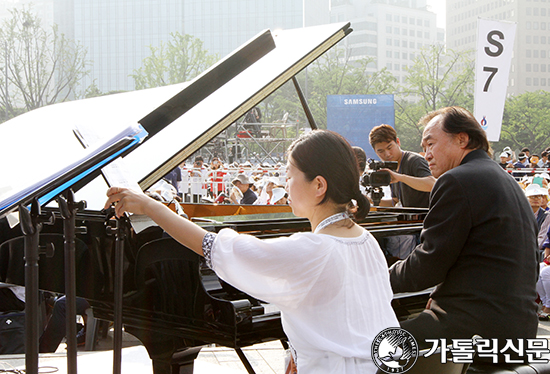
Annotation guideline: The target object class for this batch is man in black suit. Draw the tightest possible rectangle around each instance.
[390,107,538,360]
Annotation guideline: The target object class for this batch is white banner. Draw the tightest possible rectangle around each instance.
[474,18,516,142]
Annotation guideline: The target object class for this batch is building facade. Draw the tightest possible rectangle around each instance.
[1,0,444,95]
[181,0,327,59]
[447,0,550,95]
[56,0,327,94]
[52,0,188,94]
[331,0,444,83]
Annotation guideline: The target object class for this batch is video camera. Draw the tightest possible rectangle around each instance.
[361,160,398,187]
[360,159,398,206]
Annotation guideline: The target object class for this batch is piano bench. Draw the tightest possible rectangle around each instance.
[467,362,550,374]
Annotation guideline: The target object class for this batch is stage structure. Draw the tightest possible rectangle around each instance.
[194,114,302,165]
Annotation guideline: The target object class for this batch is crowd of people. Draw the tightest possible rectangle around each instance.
[159,155,288,206]
[498,146,550,169]
[509,151,550,322]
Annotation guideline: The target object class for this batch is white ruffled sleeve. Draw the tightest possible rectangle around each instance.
[206,228,333,307]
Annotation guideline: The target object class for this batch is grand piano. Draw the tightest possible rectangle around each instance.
[0,22,429,374]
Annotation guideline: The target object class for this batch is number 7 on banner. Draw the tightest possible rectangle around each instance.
[473,18,517,142]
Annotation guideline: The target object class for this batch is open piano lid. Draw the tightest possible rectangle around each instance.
[0,22,352,213]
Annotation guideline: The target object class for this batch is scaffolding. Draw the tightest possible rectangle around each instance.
[196,118,302,165]
[193,74,319,165]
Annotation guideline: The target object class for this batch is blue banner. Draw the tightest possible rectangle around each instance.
[327,94,395,161]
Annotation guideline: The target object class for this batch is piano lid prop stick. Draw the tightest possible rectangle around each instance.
[292,76,317,130]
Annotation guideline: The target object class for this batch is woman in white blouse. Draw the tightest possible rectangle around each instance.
[105,130,399,373]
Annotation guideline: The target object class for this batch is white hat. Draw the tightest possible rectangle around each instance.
[525,183,548,197]
[499,152,508,158]
[271,187,286,204]
[266,176,279,185]
[232,174,253,185]
[539,172,550,181]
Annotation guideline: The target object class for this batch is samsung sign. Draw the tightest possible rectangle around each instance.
[327,94,395,161]
[343,98,378,105]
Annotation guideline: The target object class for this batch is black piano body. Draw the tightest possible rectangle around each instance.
[0,22,430,374]
[1,207,428,373]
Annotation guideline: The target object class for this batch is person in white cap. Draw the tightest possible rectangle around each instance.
[230,174,257,204]
[513,152,528,168]
[254,177,279,205]
[525,183,550,252]
[498,151,509,169]
[270,187,287,205]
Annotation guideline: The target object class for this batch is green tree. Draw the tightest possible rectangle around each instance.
[267,48,398,129]
[0,7,89,120]
[84,80,103,98]
[257,79,303,127]
[131,32,218,89]
[395,44,475,151]
[494,90,550,153]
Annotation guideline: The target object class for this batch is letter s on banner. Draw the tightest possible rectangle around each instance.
[473,19,517,142]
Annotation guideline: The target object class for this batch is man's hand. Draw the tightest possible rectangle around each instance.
[382,169,436,192]
[382,168,400,184]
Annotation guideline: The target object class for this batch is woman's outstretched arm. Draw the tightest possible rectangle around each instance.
[105,186,207,256]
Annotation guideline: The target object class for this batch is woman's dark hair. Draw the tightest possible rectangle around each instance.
[419,106,493,157]
[287,130,370,221]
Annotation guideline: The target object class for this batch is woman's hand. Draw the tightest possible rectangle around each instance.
[104,187,155,218]
[105,186,208,256]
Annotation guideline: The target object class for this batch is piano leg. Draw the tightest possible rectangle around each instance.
[235,348,256,374]
[125,326,202,374]
[171,348,203,374]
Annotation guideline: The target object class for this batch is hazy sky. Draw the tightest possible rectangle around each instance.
[426,0,446,29]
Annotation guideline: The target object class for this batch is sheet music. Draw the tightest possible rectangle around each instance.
[73,122,144,151]
[74,123,152,233]
[73,123,143,192]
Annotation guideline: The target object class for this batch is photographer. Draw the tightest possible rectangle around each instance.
[369,124,435,208]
